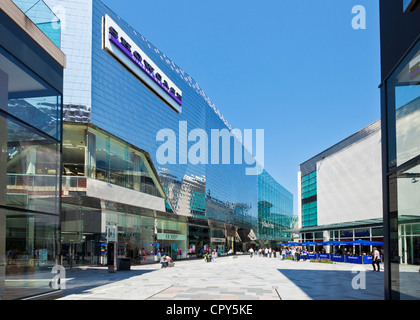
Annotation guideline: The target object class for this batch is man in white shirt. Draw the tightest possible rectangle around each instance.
[372,247,380,272]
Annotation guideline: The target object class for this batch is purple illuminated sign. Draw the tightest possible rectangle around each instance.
[109,34,183,107]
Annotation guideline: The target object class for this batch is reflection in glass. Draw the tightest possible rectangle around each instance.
[5,116,60,214]
[62,123,165,198]
[387,42,420,168]
[258,168,294,241]
[0,50,62,141]
[386,40,420,300]
[3,208,59,300]
[12,0,61,48]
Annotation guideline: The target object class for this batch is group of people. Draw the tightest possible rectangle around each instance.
[248,246,383,270]
[203,250,218,262]
[161,249,220,267]
[248,247,279,258]
[281,247,309,261]
[248,247,306,260]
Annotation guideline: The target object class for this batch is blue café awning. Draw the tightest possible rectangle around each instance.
[321,240,351,246]
[280,242,301,246]
[280,242,322,246]
[347,239,384,246]
[300,241,320,246]
[279,240,384,246]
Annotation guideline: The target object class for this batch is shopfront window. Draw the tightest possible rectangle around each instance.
[105,209,156,264]
[210,228,226,255]
[187,225,210,258]
[2,208,59,299]
[157,218,187,260]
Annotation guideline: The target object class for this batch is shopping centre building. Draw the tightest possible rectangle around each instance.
[0,0,65,299]
[36,0,294,268]
[380,0,420,300]
[296,120,384,253]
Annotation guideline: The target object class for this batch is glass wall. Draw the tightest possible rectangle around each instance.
[257,168,294,242]
[385,39,420,299]
[63,123,165,198]
[12,0,61,48]
[0,44,62,299]
[3,208,59,299]
[88,0,293,241]
[105,205,156,265]
[301,171,318,227]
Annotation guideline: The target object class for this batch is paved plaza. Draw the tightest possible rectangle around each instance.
[57,254,384,300]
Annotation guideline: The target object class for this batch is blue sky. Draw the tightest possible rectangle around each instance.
[101,0,381,213]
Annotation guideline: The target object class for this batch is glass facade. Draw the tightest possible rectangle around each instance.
[0,11,63,299]
[90,0,293,244]
[301,171,317,227]
[257,168,294,242]
[41,0,293,265]
[384,39,420,299]
[61,123,168,266]
[62,123,165,198]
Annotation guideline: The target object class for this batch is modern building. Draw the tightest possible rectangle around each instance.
[41,0,294,267]
[0,0,65,299]
[380,0,420,300]
[296,120,384,253]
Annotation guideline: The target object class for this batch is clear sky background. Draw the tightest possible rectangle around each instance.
[101,0,381,214]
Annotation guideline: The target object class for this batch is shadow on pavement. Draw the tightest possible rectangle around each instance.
[61,268,157,297]
[277,267,384,300]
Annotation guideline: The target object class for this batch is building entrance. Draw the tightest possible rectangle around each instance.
[157,242,183,260]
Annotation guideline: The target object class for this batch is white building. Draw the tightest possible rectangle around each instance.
[296,120,383,251]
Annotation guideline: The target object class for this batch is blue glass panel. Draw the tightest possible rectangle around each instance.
[48,0,294,242]
[12,0,61,48]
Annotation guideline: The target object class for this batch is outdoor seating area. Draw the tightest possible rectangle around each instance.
[280,240,384,264]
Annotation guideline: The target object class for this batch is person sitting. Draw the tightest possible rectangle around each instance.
[204,252,211,262]
[160,255,169,268]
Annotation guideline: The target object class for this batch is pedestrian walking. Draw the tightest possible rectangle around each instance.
[248,247,254,258]
[302,248,308,261]
[211,251,216,262]
[296,248,301,262]
[372,247,380,272]
[291,248,296,261]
